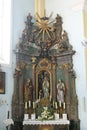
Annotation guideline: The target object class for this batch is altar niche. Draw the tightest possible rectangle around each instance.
[35,58,54,100]
[11,13,80,130]
[37,71,50,99]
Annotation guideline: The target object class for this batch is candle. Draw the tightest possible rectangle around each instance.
[29,100,31,108]
[63,102,65,109]
[25,102,27,109]
[59,101,61,107]
[33,102,35,109]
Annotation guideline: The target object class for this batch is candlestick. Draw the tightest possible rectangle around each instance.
[55,102,58,109]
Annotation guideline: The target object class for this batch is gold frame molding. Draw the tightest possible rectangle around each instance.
[36,58,52,99]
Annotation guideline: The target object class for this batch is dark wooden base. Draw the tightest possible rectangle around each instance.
[23,124,69,130]
[69,120,80,130]
[10,121,23,130]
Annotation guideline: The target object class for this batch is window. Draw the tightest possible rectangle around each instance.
[0,0,11,65]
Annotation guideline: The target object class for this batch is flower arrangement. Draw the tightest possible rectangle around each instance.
[36,98,54,120]
[39,106,54,120]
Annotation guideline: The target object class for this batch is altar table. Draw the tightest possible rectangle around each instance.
[23,119,70,130]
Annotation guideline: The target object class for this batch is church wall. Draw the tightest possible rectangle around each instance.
[0,0,34,130]
[46,0,87,130]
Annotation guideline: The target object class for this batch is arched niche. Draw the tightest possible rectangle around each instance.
[35,58,54,99]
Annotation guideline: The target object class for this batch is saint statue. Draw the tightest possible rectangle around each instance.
[24,78,33,101]
[56,79,65,103]
[42,76,49,98]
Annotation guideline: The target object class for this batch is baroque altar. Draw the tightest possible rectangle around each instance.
[11,13,80,130]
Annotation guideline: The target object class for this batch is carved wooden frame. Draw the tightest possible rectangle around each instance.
[36,58,52,99]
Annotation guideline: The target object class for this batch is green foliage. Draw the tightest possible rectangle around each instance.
[36,104,44,116]
[36,104,54,120]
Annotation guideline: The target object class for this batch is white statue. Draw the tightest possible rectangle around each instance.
[57,79,65,103]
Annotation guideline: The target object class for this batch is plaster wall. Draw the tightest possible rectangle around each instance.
[0,0,87,130]
[46,0,87,130]
[0,0,34,130]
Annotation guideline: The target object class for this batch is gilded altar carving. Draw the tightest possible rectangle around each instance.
[36,58,51,70]
[36,58,53,99]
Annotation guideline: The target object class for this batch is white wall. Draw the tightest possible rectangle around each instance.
[46,0,87,130]
[0,0,87,130]
[0,0,34,130]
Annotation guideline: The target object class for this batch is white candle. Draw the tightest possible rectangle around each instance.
[63,102,65,109]
[33,102,35,109]
[29,100,31,108]
[59,101,61,107]
[25,102,27,109]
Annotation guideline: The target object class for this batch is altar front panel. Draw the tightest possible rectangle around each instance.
[23,120,70,130]
[23,124,69,130]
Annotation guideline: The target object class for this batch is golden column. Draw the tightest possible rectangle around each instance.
[51,57,57,101]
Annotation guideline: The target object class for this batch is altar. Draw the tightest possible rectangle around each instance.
[11,12,80,130]
[23,119,70,130]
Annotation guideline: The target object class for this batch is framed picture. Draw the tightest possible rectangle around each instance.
[0,72,5,94]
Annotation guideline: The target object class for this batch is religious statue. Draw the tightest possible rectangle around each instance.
[56,79,65,103]
[62,30,72,50]
[24,78,33,101]
[42,76,49,98]
[53,14,63,39]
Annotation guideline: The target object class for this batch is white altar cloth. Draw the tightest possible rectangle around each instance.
[23,119,70,125]
[3,119,14,127]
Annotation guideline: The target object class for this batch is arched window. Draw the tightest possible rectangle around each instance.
[0,0,11,65]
